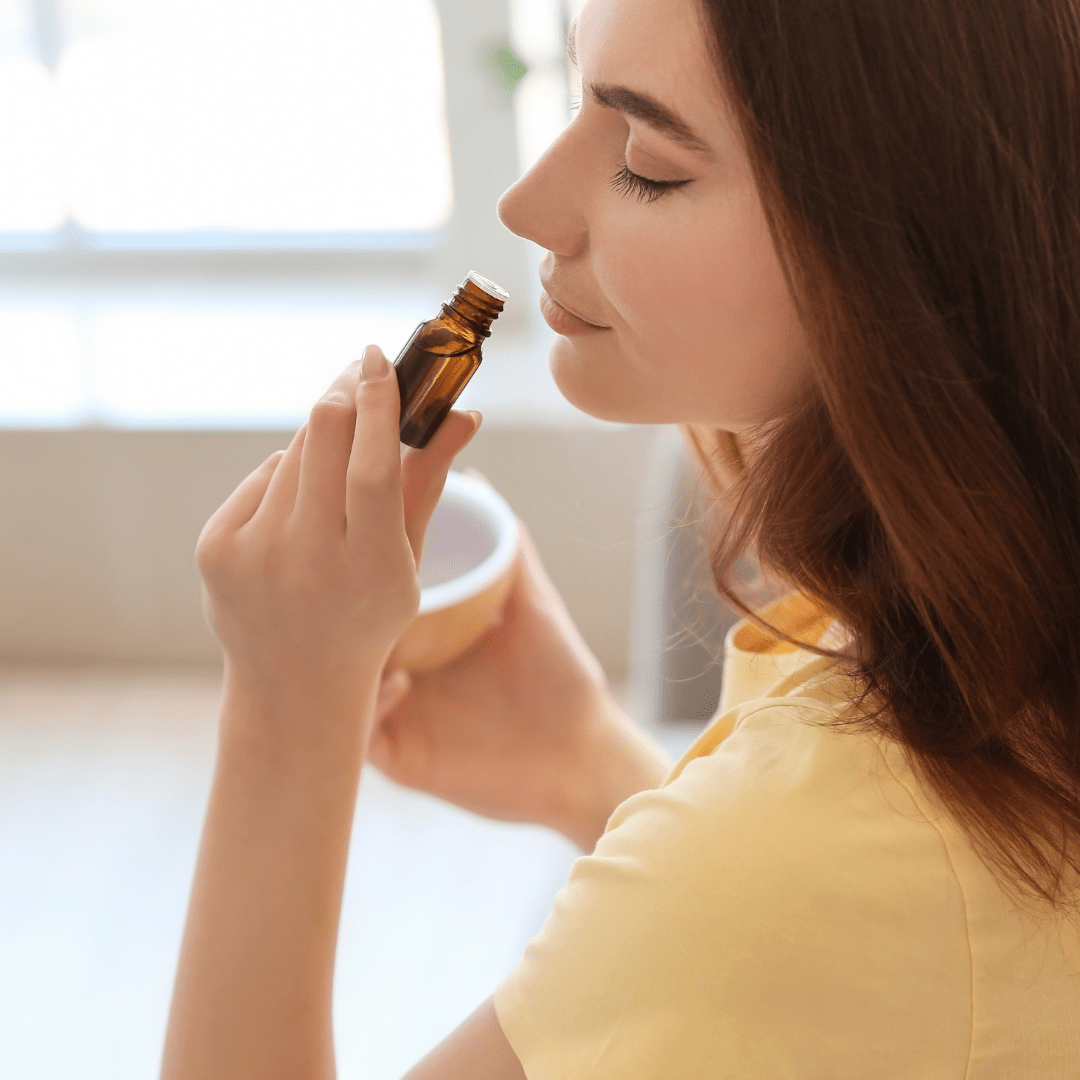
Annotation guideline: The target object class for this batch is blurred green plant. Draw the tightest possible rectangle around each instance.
[488,40,528,96]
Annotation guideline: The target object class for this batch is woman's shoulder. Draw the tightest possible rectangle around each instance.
[497,682,975,1079]
[604,679,946,904]
[585,677,1080,1079]
[653,590,904,836]
[496,596,1080,1078]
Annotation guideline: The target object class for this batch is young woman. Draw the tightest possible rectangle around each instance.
[161,0,1080,1074]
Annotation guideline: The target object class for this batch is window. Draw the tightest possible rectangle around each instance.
[1,0,451,245]
[0,0,577,426]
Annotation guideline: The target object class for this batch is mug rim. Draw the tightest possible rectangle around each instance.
[418,470,519,614]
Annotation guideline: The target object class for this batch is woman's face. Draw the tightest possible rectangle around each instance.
[497,0,811,431]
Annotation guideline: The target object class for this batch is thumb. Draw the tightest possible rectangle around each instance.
[508,518,558,605]
[375,666,411,722]
[509,519,591,656]
[463,466,493,487]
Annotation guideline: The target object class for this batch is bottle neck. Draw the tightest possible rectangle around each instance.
[443,279,504,339]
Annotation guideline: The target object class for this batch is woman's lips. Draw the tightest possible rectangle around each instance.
[539,290,610,336]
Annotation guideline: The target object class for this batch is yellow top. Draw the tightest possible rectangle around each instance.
[494,593,1080,1078]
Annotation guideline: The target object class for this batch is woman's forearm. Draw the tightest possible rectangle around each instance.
[161,668,379,1080]
[162,352,480,1078]
[558,694,675,854]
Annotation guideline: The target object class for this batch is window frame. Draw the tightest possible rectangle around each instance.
[0,0,530,307]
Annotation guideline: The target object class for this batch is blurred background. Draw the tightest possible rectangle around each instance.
[0,0,735,1074]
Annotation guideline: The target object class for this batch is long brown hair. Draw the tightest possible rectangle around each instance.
[683,0,1080,911]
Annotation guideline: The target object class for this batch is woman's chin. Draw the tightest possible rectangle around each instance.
[548,338,647,424]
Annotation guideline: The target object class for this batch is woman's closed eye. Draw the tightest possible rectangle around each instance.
[609,164,692,203]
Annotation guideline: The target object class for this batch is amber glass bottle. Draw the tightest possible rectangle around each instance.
[394,271,509,448]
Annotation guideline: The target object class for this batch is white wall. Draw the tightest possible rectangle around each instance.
[0,424,662,679]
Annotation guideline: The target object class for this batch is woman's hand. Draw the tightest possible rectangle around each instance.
[367,488,673,852]
[163,349,484,1080]
[195,345,482,730]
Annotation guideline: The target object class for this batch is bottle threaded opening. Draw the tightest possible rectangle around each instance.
[466,271,510,303]
[448,271,507,335]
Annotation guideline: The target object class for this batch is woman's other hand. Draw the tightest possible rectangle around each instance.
[368,487,673,852]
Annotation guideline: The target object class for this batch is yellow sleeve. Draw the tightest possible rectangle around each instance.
[494,702,972,1080]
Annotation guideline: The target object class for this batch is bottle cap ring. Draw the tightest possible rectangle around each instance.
[466,271,510,302]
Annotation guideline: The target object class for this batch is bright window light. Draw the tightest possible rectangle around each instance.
[0,307,86,422]
[509,0,571,174]
[0,0,453,238]
[0,1,65,230]
[90,301,426,424]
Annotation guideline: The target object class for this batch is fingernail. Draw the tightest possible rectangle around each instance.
[466,410,483,434]
[361,345,389,381]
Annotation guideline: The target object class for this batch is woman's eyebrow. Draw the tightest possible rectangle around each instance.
[565,20,714,158]
[588,82,714,156]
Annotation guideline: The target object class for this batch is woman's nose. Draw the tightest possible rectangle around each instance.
[497,134,588,258]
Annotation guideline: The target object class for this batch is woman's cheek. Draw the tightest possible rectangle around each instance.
[598,215,721,357]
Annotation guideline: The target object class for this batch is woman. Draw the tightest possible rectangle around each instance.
[161,0,1080,1074]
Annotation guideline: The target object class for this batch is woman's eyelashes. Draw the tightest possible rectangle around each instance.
[609,163,692,203]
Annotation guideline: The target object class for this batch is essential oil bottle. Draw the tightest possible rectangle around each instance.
[394,271,509,449]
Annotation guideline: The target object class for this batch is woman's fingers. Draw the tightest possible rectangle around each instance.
[507,517,562,612]
[206,449,286,537]
[345,345,408,549]
[249,422,308,527]
[233,346,482,567]
[462,466,493,487]
[374,666,411,721]
[293,360,362,532]
[401,408,483,565]
[365,668,415,770]
[197,450,287,581]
